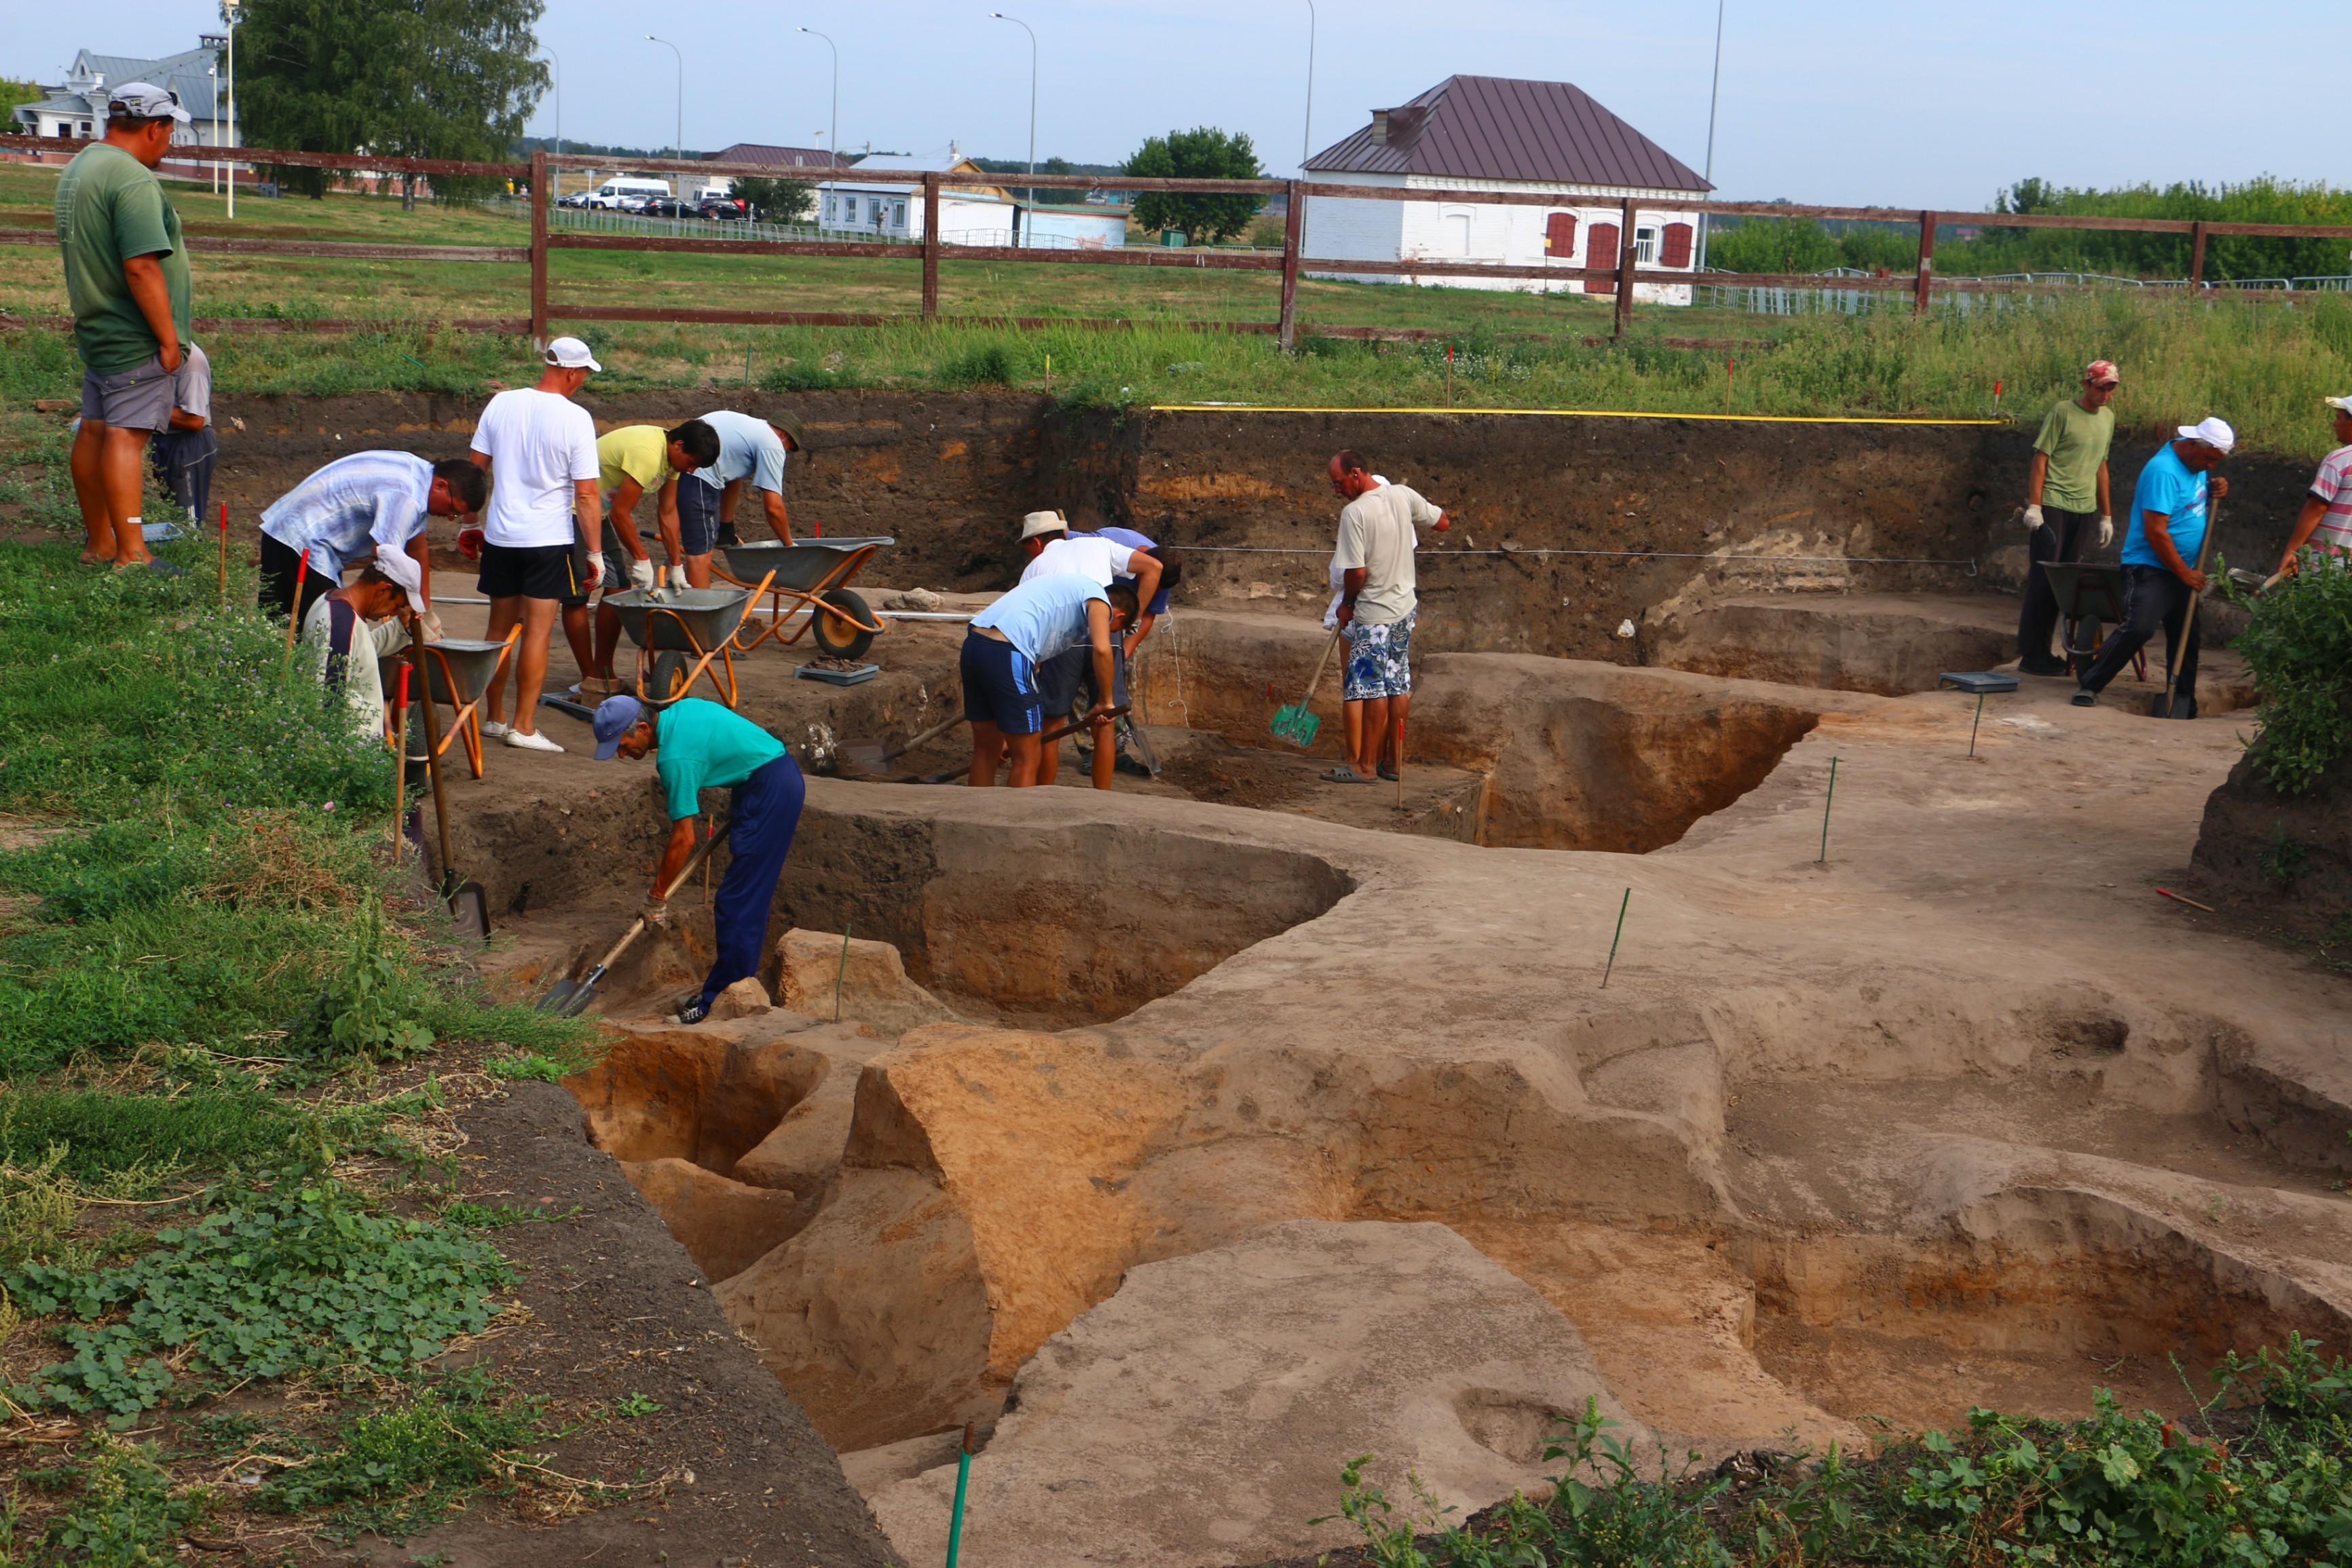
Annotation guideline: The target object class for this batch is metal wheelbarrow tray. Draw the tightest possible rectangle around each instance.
[716,536,893,664]
[607,578,772,708]
[381,631,520,779]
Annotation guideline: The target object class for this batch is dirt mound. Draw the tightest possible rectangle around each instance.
[2191,701,2352,932]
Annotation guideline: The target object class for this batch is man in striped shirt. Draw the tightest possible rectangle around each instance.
[257,451,486,627]
[2269,396,2352,582]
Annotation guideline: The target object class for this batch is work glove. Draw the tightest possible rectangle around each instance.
[418,610,447,646]
[666,563,690,591]
[584,555,605,593]
[639,897,669,929]
[629,556,656,592]
[2022,504,2045,531]
[2096,515,2114,549]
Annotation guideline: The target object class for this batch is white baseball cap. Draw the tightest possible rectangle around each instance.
[2325,395,2352,416]
[2175,416,2235,454]
[1019,510,1068,542]
[373,544,429,615]
[107,83,192,124]
[544,336,603,372]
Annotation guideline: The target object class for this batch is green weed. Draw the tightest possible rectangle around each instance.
[256,1371,541,1542]
[0,1088,298,1185]
[30,1435,208,1567]
[2225,558,2352,794]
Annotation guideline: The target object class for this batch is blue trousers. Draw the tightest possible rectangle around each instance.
[698,754,806,1009]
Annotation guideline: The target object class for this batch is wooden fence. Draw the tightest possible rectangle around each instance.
[9,134,2352,349]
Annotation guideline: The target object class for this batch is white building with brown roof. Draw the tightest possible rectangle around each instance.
[1302,74,1710,302]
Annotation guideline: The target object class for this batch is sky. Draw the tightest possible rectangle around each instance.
[10,0,2339,208]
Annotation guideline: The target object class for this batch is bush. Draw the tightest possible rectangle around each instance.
[2226,555,2352,794]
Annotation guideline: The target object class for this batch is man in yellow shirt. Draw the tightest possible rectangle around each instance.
[585,419,720,695]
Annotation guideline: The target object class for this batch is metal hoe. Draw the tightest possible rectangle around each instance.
[536,819,729,1017]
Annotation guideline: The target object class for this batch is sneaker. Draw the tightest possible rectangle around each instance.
[480,720,513,739]
[2070,690,2097,708]
[666,994,712,1026]
[504,728,564,753]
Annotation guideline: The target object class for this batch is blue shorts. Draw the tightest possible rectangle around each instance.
[960,631,1043,735]
[1035,646,1087,717]
[677,477,721,557]
[1343,610,1415,701]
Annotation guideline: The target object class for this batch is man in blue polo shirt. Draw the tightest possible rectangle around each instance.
[2074,416,2233,717]
[592,694,805,1025]
[962,571,1139,787]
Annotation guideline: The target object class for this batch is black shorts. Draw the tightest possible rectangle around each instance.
[677,479,720,557]
[479,540,587,605]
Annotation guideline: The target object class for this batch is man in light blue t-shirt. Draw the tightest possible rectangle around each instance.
[693,409,808,546]
[2074,417,2234,716]
[960,572,1139,787]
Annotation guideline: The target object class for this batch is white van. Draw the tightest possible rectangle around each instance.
[589,176,672,210]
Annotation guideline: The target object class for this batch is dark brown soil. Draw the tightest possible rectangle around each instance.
[361,1081,898,1568]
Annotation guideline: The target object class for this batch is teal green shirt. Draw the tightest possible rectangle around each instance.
[654,698,787,821]
[55,142,191,374]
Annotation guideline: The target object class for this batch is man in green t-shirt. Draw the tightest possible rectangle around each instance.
[2016,359,2119,675]
[592,694,805,1026]
[56,83,195,572]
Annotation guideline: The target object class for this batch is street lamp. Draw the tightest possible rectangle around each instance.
[222,0,239,219]
[990,12,1037,244]
[542,49,561,209]
[1301,0,1316,172]
[646,35,683,163]
[1696,0,1725,272]
[207,63,219,196]
[797,28,838,160]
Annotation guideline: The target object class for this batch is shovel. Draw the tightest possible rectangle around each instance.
[2157,496,2220,720]
[1271,629,1342,748]
[536,817,728,1018]
[840,711,969,776]
[413,646,489,944]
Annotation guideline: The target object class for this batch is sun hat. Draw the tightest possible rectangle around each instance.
[544,336,604,373]
[771,411,810,450]
[107,83,191,124]
[2176,416,2236,454]
[1019,510,1069,542]
[593,694,646,760]
[2325,395,2352,415]
[372,544,428,615]
[2084,360,2120,388]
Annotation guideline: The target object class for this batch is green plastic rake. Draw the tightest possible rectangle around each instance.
[1271,629,1342,748]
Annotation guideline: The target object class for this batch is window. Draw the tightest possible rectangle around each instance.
[1587,221,1620,293]
[1442,210,1472,257]
[892,200,907,229]
[1660,222,1694,269]
[869,197,884,225]
[1544,212,1578,261]
[1635,227,1658,265]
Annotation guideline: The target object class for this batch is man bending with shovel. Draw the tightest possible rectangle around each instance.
[2072,417,2232,717]
[591,694,806,1026]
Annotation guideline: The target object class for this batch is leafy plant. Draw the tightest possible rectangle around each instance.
[4,1178,512,1417]
[286,899,436,1062]
[257,1371,541,1542]
[33,1436,208,1566]
[2261,823,2314,889]
[2226,554,2352,794]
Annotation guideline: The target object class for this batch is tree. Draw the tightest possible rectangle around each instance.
[234,0,547,207]
[728,176,814,224]
[1125,127,1263,244]
[1704,216,1841,275]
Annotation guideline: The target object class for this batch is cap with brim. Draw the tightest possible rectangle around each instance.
[771,411,810,450]
[2084,359,2120,387]
[373,544,428,615]
[2176,416,2236,454]
[544,336,604,373]
[592,694,646,760]
[2326,395,2352,415]
[107,83,191,124]
[1019,510,1068,542]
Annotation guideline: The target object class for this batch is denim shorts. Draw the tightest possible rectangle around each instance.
[1343,610,1415,701]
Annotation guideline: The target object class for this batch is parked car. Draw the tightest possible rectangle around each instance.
[641,196,696,219]
[698,196,749,221]
[591,176,673,210]
[555,191,593,209]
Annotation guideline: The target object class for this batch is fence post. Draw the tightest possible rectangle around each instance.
[1278,179,1305,352]
[1613,198,1638,337]
[2189,221,2207,288]
[529,149,549,350]
[922,173,941,321]
[1913,208,1937,316]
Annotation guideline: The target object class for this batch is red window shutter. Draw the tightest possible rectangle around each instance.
[1588,222,1620,293]
[1544,212,1578,259]
[1661,221,1694,268]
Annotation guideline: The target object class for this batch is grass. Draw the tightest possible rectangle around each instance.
[11,164,2352,457]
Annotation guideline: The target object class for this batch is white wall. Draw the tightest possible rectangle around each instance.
[1300,173,1406,282]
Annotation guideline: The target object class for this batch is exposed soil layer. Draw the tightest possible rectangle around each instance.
[2191,696,2352,935]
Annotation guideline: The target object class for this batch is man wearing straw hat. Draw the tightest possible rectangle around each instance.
[2072,417,2233,716]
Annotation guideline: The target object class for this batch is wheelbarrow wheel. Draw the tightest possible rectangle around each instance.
[810,589,876,662]
[649,650,694,705]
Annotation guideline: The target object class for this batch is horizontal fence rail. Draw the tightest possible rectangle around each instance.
[8,132,2352,351]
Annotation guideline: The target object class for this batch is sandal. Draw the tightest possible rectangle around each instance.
[1321,766,1375,784]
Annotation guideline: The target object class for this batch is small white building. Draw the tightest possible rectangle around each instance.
[817,151,1126,248]
[14,41,236,151]
[1302,74,1709,303]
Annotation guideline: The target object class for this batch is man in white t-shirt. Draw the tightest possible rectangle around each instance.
[1326,449,1445,785]
[1014,510,1164,787]
[468,337,605,753]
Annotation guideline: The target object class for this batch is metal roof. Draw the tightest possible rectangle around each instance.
[1305,75,1709,194]
[703,143,846,170]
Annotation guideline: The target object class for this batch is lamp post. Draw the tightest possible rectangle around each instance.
[989,11,1036,244]
[646,34,683,163]
[543,49,561,207]
[1301,0,1315,172]
[1696,0,1725,272]
[208,63,219,196]
[797,27,838,160]
[223,0,238,219]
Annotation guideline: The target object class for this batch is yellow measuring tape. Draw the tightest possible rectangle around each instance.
[1148,404,2006,426]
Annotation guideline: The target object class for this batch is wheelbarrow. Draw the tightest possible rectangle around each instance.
[2040,561,2143,681]
[377,629,519,781]
[715,537,892,664]
[606,572,775,708]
